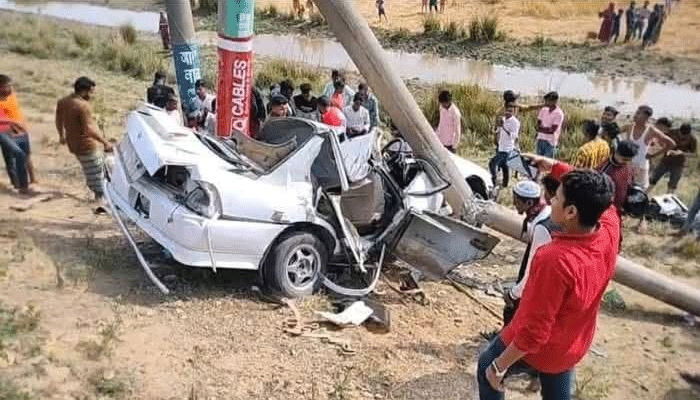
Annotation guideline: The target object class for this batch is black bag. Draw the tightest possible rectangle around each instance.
[623,185,648,218]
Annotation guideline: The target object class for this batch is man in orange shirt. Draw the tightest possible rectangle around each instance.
[0,74,36,195]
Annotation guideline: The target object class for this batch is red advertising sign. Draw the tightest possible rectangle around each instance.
[216,37,253,137]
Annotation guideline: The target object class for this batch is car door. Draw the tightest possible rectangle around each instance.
[386,210,500,280]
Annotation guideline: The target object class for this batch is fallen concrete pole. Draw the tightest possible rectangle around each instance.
[312,0,700,317]
[311,0,477,223]
[478,202,700,316]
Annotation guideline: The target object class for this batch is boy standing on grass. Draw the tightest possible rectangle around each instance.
[478,156,618,400]
[435,90,461,153]
[55,77,113,203]
[535,92,564,158]
[489,103,520,189]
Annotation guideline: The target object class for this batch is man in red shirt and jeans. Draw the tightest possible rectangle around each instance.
[477,155,618,400]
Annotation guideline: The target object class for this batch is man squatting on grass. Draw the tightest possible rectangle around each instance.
[477,156,618,400]
[55,77,113,201]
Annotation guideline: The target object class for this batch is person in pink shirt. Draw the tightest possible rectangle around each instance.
[536,92,565,158]
[435,90,461,153]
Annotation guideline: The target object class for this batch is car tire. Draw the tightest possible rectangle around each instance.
[265,232,327,298]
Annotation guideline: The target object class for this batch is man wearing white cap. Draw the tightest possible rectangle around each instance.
[503,180,558,325]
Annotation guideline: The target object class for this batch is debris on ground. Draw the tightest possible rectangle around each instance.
[317,301,373,326]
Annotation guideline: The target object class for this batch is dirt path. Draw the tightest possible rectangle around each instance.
[1,49,700,400]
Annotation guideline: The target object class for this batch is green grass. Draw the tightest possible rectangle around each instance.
[0,303,40,341]
[0,379,32,400]
[672,238,700,260]
[417,83,595,158]
[0,14,166,80]
[254,59,325,92]
[423,17,442,34]
[118,24,137,45]
[89,369,131,399]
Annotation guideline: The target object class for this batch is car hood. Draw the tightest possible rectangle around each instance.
[126,104,233,175]
[448,152,493,190]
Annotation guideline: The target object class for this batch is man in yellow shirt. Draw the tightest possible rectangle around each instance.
[0,74,36,195]
[572,120,613,169]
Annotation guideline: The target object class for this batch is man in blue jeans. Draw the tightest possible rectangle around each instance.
[535,92,564,158]
[675,187,700,238]
[0,74,35,196]
[477,156,618,400]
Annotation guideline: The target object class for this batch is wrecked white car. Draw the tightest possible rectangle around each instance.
[104,104,499,298]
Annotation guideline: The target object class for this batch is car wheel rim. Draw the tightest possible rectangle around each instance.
[285,244,321,290]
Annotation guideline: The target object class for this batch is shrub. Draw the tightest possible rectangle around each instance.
[119,24,137,45]
[468,15,505,43]
[73,30,92,49]
[423,17,441,34]
[445,21,461,40]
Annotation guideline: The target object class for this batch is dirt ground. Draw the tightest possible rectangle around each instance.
[257,0,700,59]
[2,44,700,400]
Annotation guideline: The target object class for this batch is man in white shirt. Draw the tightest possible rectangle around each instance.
[321,69,355,101]
[193,79,215,115]
[344,93,370,138]
[435,90,461,152]
[503,180,557,325]
[489,103,520,188]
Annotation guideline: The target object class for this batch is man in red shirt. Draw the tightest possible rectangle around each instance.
[317,96,346,135]
[478,156,618,400]
[598,140,638,215]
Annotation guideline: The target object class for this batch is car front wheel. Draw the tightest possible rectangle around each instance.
[266,232,327,298]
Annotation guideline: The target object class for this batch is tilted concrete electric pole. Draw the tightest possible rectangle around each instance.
[165,0,202,113]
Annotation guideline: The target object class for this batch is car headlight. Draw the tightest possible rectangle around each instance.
[185,181,222,218]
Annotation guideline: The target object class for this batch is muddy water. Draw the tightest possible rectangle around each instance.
[2,0,700,119]
[251,34,700,120]
[0,0,159,32]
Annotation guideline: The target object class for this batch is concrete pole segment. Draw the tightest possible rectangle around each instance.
[165,0,202,113]
[479,202,700,316]
[311,0,477,223]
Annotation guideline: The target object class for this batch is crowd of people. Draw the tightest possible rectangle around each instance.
[469,87,697,398]
[142,69,382,143]
[598,0,677,47]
